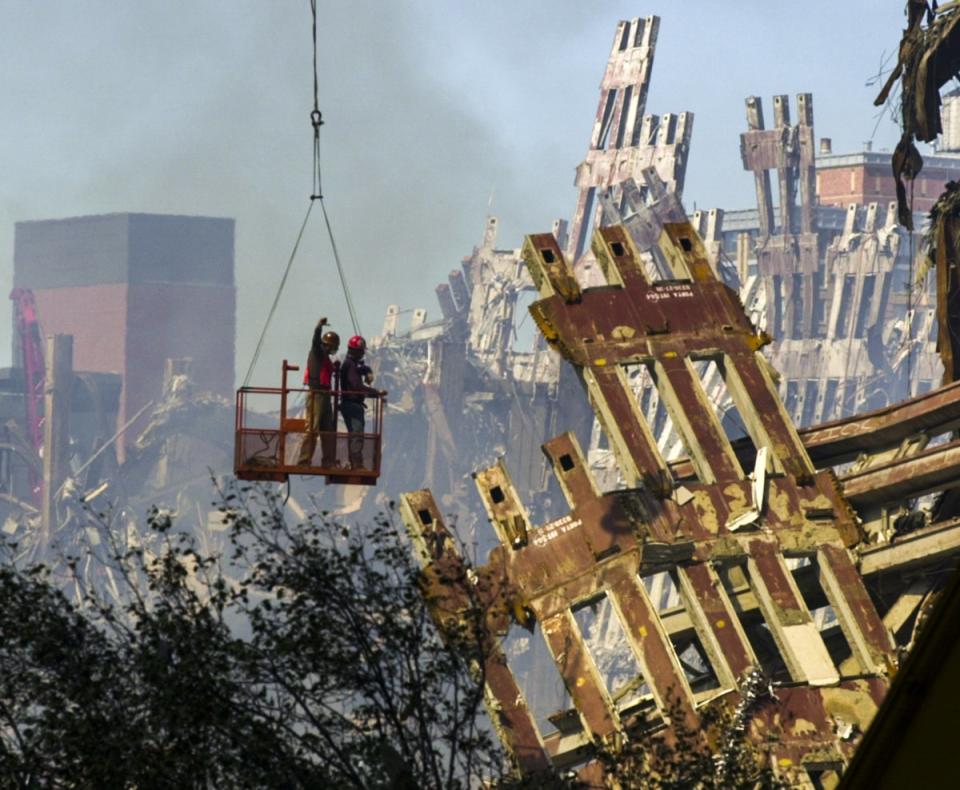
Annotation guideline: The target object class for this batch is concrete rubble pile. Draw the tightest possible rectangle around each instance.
[1,357,234,605]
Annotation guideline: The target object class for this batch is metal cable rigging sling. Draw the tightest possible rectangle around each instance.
[242,0,361,388]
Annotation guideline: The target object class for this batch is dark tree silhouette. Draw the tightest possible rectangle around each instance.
[0,485,504,788]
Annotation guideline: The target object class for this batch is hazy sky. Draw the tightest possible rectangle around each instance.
[0,2,915,383]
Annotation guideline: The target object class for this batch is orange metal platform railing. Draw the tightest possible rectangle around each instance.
[235,360,384,486]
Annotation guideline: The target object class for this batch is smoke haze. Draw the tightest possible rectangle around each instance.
[0,2,914,381]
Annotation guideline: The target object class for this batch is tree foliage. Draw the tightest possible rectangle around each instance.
[0,486,503,788]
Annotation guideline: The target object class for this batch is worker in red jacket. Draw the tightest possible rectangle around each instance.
[338,335,385,469]
[296,317,340,467]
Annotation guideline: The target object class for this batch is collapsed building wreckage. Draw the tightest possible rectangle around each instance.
[0,349,234,601]
[370,16,698,534]
[373,16,945,531]
[390,14,960,785]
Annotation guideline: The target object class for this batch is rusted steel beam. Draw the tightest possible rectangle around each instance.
[474,460,534,549]
[652,356,743,484]
[541,609,621,740]
[664,377,960,479]
[722,352,815,481]
[542,675,889,772]
[840,437,960,507]
[658,222,714,281]
[591,217,649,287]
[599,169,688,270]
[522,233,582,304]
[750,679,887,765]
[800,379,960,465]
[542,432,601,509]
[583,365,673,496]
[746,540,839,686]
[399,491,552,772]
[604,565,697,725]
[656,524,960,647]
[486,500,647,622]
[816,545,896,674]
[400,488,456,567]
[859,517,960,575]
[676,563,757,685]
[483,650,553,774]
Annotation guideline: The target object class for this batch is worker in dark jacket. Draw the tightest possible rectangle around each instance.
[339,335,385,469]
[296,318,340,467]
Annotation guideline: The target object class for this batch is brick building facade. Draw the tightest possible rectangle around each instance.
[816,147,960,213]
[13,213,235,456]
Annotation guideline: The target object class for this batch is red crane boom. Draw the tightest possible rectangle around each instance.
[10,287,45,500]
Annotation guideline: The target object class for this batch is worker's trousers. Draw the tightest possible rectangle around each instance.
[339,400,366,468]
[296,388,335,466]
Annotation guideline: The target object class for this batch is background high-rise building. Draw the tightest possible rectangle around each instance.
[13,212,235,455]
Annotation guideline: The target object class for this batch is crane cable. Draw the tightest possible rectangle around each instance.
[309,0,360,338]
[242,0,360,388]
[243,204,314,388]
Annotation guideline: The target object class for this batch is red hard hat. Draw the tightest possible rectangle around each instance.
[348,335,366,352]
